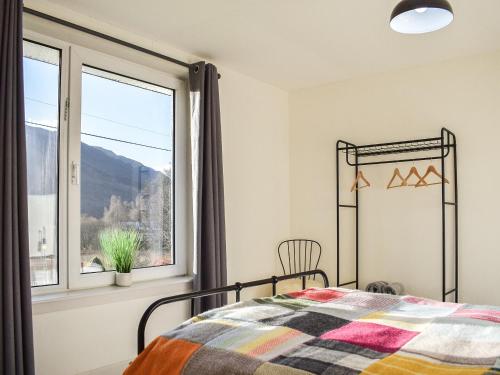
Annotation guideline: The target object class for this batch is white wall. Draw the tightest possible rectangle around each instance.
[26,2,290,374]
[220,68,290,289]
[290,50,500,306]
[33,283,191,375]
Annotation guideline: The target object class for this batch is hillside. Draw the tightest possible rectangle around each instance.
[26,125,166,218]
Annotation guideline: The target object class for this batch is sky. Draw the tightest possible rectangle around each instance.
[23,45,174,172]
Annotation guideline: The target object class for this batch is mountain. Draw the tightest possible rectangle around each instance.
[26,125,166,218]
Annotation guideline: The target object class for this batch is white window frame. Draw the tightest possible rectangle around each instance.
[24,30,70,295]
[25,30,189,294]
[68,45,188,289]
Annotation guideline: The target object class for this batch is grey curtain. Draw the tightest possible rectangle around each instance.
[189,62,227,313]
[0,0,36,374]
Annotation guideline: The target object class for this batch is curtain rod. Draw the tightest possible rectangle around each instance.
[23,7,221,78]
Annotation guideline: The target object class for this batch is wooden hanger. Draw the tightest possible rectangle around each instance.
[402,166,425,187]
[415,165,449,187]
[386,168,405,189]
[350,171,371,192]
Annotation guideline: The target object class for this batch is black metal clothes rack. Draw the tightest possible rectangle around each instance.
[336,128,458,302]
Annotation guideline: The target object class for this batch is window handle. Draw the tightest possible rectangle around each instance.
[71,162,80,185]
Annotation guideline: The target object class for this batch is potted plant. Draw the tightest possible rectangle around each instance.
[99,229,142,287]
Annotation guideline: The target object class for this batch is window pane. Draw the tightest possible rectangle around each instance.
[80,66,174,273]
[23,40,61,287]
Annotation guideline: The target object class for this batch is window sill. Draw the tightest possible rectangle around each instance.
[32,275,193,315]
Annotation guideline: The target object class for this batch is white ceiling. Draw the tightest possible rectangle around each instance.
[40,0,500,90]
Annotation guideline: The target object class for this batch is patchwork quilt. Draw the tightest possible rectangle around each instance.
[125,288,500,374]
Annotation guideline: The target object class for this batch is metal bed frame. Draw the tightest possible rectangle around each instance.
[336,127,458,302]
[137,269,330,354]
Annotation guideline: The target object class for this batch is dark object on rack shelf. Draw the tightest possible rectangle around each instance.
[336,128,458,303]
[137,269,329,354]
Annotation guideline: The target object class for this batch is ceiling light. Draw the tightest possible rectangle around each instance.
[390,0,454,34]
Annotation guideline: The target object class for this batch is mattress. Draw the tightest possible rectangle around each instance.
[125,288,500,374]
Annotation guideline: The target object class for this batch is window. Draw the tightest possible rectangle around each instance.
[23,40,61,287]
[23,32,187,293]
[79,66,174,273]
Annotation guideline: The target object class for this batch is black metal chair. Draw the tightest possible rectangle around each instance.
[278,239,322,285]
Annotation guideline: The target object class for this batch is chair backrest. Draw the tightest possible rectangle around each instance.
[278,239,322,279]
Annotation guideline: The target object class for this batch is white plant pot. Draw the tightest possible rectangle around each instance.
[115,272,132,287]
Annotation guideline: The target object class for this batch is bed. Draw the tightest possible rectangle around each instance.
[125,272,500,375]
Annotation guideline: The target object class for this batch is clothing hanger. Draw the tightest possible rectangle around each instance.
[402,166,425,187]
[350,171,371,192]
[415,165,449,187]
[386,168,405,189]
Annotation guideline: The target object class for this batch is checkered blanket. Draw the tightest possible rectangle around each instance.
[125,288,500,374]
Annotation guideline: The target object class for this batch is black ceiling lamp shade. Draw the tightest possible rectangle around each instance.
[390,0,454,34]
